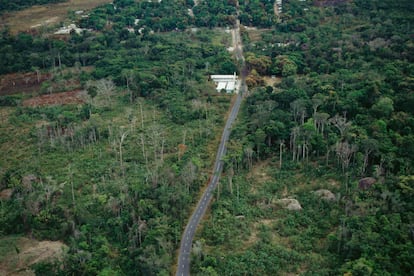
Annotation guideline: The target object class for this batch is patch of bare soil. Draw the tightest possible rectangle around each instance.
[245,219,290,248]
[23,90,86,107]
[328,178,341,188]
[263,76,282,87]
[0,72,51,96]
[0,188,13,200]
[0,237,67,276]
[246,28,261,42]
[0,0,112,34]
[247,159,272,193]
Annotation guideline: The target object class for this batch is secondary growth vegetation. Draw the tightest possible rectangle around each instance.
[0,0,413,275]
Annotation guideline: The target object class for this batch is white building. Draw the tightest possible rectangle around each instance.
[210,73,238,93]
[54,24,89,35]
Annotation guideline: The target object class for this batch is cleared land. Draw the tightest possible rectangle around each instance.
[23,90,86,107]
[0,72,51,96]
[0,236,67,276]
[0,0,111,34]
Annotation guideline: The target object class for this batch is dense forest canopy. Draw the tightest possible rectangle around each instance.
[240,0,414,175]
[193,0,414,275]
[0,0,413,275]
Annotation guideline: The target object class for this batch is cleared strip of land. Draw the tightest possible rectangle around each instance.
[0,0,111,34]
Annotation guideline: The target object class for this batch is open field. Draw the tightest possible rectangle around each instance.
[263,76,282,87]
[0,236,67,276]
[244,27,271,42]
[0,0,111,34]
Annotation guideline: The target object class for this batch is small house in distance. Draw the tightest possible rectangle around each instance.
[210,73,238,93]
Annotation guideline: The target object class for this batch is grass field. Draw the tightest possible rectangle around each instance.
[0,0,111,34]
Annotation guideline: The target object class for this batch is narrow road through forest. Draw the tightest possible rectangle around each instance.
[175,18,247,276]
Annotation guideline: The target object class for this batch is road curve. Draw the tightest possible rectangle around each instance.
[176,20,246,276]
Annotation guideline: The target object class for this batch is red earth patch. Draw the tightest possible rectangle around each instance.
[0,72,51,96]
[22,90,86,107]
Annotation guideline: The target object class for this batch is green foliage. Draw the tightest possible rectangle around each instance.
[0,5,235,272]
[0,95,21,106]
[330,177,414,274]
[193,1,237,27]
[0,0,65,13]
[194,161,342,274]
[195,1,414,275]
[1,0,413,275]
[239,0,277,27]
[274,55,298,77]
[32,261,60,276]
[239,0,414,174]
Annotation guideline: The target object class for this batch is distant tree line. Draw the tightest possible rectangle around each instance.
[0,0,66,13]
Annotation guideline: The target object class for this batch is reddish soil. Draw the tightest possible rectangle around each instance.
[0,188,13,200]
[23,90,86,107]
[0,72,51,96]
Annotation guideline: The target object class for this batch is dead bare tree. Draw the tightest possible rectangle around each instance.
[360,138,379,175]
[313,112,330,135]
[290,126,300,161]
[290,99,308,125]
[330,114,351,139]
[137,99,145,128]
[335,141,358,173]
[118,129,129,176]
[107,196,122,217]
[182,161,197,193]
[95,78,116,107]
[67,166,76,210]
[301,128,311,163]
[138,217,147,246]
[122,69,135,103]
[244,147,254,170]
[147,124,165,165]
[228,166,234,194]
[311,93,325,116]
[279,140,284,169]
[140,133,148,169]
[32,66,41,83]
